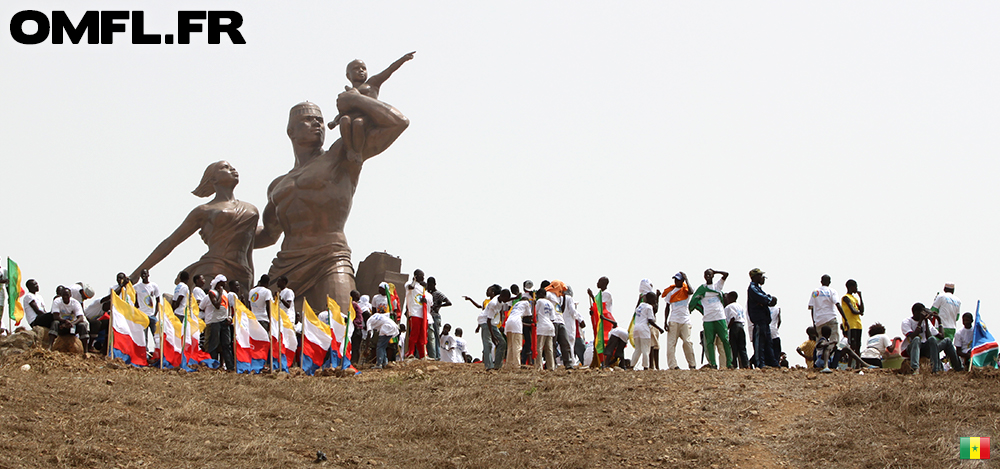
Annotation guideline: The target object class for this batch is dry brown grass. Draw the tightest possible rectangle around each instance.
[0,350,997,468]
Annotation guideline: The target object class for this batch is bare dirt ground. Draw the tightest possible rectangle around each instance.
[0,349,997,469]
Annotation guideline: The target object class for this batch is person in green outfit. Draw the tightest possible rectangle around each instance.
[689,269,732,369]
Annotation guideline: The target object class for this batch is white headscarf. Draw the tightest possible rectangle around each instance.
[210,274,228,291]
[359,295,372,313]
[639,278,655,295]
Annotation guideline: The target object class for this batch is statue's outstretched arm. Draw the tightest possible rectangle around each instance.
[336,92,409,160]
[255,200,282,248]
[367,51,415,88]
[131,207,206,281]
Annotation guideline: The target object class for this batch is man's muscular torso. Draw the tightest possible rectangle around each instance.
[267,140,360,251]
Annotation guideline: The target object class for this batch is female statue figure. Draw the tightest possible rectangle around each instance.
[132,161,259,290]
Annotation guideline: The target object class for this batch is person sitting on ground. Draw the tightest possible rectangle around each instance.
[50,286,87,348]
[779,352,789,368]
[901,302,964,374]
[23,279,51,330]
[860,322,892,368]
[953,313,974,371]
[603,323,629,369]
[453,327,471,363]
[796,326,818,369]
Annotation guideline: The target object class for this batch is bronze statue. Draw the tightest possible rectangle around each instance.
[329,52,414,162]
[132,161,259,289]
[256,69,410,313]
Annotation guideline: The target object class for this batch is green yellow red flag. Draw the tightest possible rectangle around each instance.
[6,258,24,327]
[961,437,991,460]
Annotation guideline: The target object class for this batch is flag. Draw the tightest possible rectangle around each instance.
[960,437,990,460]
[590,291,614,355]
[152,301,184,369]
[233,299,270,373]
[271,298,297,372]
[181,294,217,370]
[301,299,331,375]
[122,281,137,305]
[327,296,355,371]
[971,301,998,368]
[627,313,636,347]
[387,283,402,322]
[6,258,25,329]
[110,292,149,367]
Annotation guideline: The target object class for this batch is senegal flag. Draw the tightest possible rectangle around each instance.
[960,437,990,460]
[6,258,24,327]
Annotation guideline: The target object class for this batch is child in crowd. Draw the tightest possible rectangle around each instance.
[796,326,817,369]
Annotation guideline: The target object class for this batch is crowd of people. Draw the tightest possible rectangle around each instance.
[0,264,980,375]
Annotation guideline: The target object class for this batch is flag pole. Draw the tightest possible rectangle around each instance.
[277,303,284,373]
[159,302,165,370]
[267,305,273,372]
[232,302,238,374]
[107,294,115,359]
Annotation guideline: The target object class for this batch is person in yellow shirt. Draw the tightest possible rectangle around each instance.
[840,279,865,367]
[796,326,818,368]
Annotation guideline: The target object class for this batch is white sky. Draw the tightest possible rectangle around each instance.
[2,2,998,366]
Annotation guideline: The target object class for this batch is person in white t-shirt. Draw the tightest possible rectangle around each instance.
[275,275,296,327]
[171,271,191,321]
[690,269,731,369]
[50,287,86,343]
[631,292,664,370]
[22,279,51,330]
[505,297,532,368]
[468,284,500,369]
[134,269,161,340]
[68,282,94,306]
[930,283,962,339]
[662,273,696,370]
[483,289,510,370]
[769,306,782,363]
[534,289,558,371]
[248,275,274,331]
[191,274,208,316]
[860,322,893,368]
[202,274,233,370]
[439,323,457,363]
[724,291,750,369]
[367,310,400,368]
[901,303,963,374]
[953,313,974,370]
[454,328,469,363]
[603,323,628,369]
[404,270,430,359]
[808,275,842,344]
[226,279,246,316]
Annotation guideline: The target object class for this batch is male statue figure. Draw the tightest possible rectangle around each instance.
[255,91,409,313]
